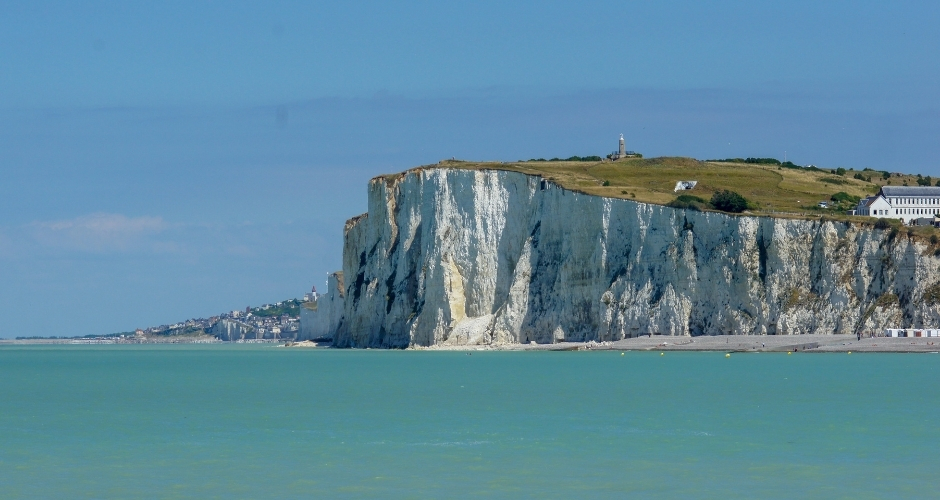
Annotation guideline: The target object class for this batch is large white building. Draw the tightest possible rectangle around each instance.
[856,186,940,224]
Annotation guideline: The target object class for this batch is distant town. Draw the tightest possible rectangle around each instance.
[12,297,307,344]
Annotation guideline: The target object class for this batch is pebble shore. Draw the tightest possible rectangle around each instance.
[417,334,940,353]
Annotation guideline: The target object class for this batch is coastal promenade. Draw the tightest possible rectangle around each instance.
[1,336,222,345]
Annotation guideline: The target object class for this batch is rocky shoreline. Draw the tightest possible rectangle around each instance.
[416,334,940,353]
[6,334,937,353]
[283,334,940,353]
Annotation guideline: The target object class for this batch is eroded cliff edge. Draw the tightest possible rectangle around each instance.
[307,168,940,347]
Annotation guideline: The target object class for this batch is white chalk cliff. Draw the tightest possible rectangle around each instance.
[298,272,345,341]
[304,168,940,348]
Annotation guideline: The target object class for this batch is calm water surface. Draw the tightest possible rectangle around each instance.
[1,345,938,498]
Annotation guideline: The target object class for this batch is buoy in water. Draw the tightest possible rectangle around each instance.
[787,351,792,355]
[660,352,664,356]
[621,352,624,356]
[848,351,852,354]
[725,353,730,358]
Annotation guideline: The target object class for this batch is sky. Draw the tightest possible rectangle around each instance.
[2,1,940,338]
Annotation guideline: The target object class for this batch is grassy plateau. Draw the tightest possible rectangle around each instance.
[412,157,935,225]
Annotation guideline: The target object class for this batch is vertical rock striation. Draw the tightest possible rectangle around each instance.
[298,272,345,341]
[308,168,940,348]
[212,318,256,341]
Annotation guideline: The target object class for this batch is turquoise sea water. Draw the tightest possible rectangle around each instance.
[1,346,939,498]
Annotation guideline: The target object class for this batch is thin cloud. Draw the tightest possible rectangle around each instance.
[29,213,167,252]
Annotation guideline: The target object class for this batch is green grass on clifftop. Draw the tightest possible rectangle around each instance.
[409,157,923,222]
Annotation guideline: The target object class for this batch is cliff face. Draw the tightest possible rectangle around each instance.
[298,272,345,341]
[313,168,940,348]
[212,318,255,341]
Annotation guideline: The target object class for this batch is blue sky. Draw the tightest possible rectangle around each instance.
[2,1,939,337]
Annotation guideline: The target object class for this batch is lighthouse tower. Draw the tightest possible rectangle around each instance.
[610,133,630,160]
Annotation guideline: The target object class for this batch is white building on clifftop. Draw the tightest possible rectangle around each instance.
[856,186,940,224]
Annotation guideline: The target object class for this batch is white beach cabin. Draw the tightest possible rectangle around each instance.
[884,328,940,337]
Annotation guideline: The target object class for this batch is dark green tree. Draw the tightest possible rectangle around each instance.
[710,190,749,213]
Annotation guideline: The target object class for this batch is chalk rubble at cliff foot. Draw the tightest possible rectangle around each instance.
[304,168,940,348]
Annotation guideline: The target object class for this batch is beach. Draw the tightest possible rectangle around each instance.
[411,333,940,353]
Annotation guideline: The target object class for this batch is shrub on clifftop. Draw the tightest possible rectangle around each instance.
[710,190,749,213]
[874,218,893,230]
[667,194,708,211]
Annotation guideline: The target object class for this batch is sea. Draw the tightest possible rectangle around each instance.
[1,345,938,499]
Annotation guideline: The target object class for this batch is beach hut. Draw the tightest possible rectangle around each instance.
[885,328,940,337]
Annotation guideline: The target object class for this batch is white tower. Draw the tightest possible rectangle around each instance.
[619,134,626,156]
